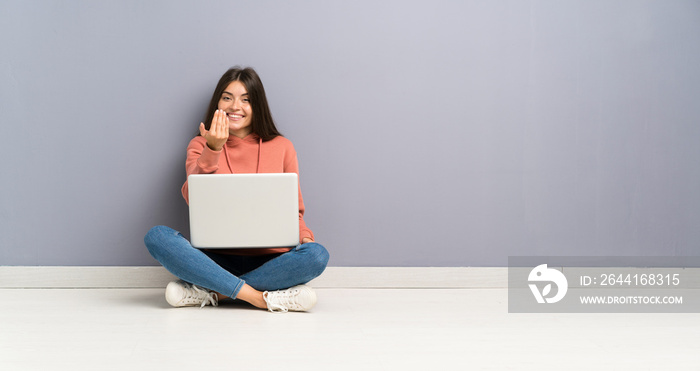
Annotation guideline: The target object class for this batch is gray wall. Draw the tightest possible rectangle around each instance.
[2,0,699,267]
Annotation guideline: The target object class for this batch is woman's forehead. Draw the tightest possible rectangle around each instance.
[223,81,248,96]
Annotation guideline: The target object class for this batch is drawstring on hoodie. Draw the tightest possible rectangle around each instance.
[256,137,262,173]
[223,145,233,173]
[222,137,262,174]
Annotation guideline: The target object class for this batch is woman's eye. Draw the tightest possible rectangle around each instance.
[222,96,231,101]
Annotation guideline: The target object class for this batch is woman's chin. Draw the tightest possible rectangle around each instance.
[229,127,253,138]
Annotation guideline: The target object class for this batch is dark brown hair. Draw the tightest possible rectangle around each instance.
[200,67,282,141]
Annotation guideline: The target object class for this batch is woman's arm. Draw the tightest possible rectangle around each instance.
[181,111,232,203]
[283,142,315,244]
[180,138,223,204]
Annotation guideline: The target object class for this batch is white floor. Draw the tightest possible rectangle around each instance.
[1,288,698,370]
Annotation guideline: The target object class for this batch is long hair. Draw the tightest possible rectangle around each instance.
[200,67,282,141]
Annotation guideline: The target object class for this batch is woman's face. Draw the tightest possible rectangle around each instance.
[218,80,253,138]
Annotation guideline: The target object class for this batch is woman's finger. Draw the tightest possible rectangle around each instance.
[218,110,228,137]
[216,110,225,138]
[210,110,218,138]
[211,110,218,134]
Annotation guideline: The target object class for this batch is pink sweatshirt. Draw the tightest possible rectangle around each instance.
[181,133,314,255]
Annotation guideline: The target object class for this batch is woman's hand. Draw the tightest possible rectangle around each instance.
[199,109,229,151]
[302,237,314,244]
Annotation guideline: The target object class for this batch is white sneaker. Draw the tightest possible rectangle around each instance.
[165,280,218,308]
[263,285,317,313]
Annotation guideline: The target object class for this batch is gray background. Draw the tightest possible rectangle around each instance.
[1,0,699,267]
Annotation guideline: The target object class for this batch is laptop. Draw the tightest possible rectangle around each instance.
[187,173,299,248]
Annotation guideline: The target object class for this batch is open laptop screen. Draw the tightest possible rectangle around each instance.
[187,173,299,248]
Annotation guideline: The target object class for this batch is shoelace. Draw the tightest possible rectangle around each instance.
[187,283,219,308]
[263,288,301,313]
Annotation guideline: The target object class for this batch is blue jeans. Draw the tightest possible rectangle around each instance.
[144,225,329,299]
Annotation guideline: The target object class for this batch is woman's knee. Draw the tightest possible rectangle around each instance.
[144,225,179,255]
[301,242,330,274]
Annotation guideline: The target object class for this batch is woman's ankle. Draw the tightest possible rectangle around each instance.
[236,284,267,309]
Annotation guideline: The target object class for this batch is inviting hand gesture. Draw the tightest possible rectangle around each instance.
[199,109,229,151]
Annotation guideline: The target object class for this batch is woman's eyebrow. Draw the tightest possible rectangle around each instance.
[222,91,249,96]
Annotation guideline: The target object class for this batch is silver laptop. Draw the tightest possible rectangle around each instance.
[187,173,299,248]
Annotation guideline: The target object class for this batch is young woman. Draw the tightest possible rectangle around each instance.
[144,67,329,312]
